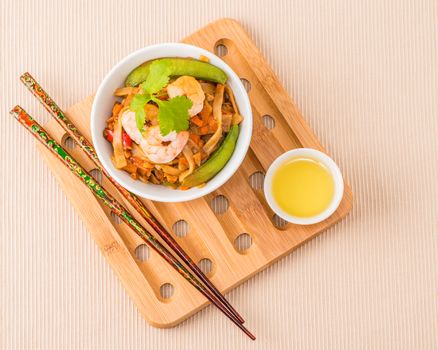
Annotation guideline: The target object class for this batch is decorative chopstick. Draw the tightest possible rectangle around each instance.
[20,72,245,325]
[11,105,255,340]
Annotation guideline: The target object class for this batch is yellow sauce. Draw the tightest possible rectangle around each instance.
[272,157,334,218]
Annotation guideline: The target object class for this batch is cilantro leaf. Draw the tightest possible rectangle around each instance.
[130,59,192,134]
[140,60,172,95]
[130,93,151,131]
[153,96,193,136]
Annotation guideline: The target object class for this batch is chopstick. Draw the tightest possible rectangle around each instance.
[10,105,255,340]
[20,72,245,325]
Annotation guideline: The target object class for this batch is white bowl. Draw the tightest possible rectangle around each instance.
[91,43,252,202]
[264,148,344,225]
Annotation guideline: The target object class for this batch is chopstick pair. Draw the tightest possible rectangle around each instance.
[11,105,255,340]
[12,74,255,340]
[20,72,245,323]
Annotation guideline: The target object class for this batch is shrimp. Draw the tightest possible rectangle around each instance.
[167,76,205,116]
[121,104,159,144]
[140,126,189,164]
[121,109,142,143]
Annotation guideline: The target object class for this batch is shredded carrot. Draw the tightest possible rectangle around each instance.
[199,126,210,135]
[203,111,216,128]
[178,157,189,171]
[189,133,201,145]
[112,103,123,117]
[179,157,188,166]
[208,119,218,131]
[199,102,212,119]
[179,186,190,191]
[130,157,154,171]
[190,116,204,127]
[199,55,210,62]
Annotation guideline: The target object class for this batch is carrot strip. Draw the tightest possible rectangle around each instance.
[178,157,189,171]
[199,126,210,135]
[179,157,188,166]
[112,103,123,117]
[199,102,212,119]
[208,119,218,130]
[191,116,204,127]
[189,133,201,145]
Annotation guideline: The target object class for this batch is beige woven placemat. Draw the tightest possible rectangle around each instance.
[1,1,437,349]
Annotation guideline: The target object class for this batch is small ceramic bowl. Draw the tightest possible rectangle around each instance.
[91,43,252,202]
[264,148,344,225]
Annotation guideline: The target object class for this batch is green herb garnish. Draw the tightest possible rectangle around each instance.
[131,93,151,131]
[130,60,192,136]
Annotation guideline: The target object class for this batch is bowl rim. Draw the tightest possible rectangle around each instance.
[263,148,344,225]
[91,42,252,202]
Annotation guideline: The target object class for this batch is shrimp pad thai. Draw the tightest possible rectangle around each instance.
[103,57,243,190]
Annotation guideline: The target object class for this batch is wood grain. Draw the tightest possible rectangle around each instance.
[36,18,353,327]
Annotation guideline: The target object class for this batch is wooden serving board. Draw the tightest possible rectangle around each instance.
[37,18,353,328]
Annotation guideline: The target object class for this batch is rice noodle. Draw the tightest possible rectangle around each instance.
[203,84,224,155]
[187,138,201,152]
[131,143,148,159]
[178,146,195,182]
[149,173,160,184]
[114,87,138,96]
[200,82,216,95]
[231,113,243,125]
[112,108,127,168]
[156,164,181,176]
[225,86,239,114]
[221,113,232,132]
[193,152,202,167]
[225,85,243,125]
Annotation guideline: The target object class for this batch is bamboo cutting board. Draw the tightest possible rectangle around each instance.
[36,18,353,327]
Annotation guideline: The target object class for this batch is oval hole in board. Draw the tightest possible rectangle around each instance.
[234,233,253,253]
[172,220,189,237]
[62,135,76,150]
[240,78,251,92]
[110,211,122,224]
[135,244,150,262]
[262,115,276,129]
[160,283,175,299]
[249,171,265,190]
[89,169,103,185]
[214,43,228,57]
[273,214,289,230]
[197,258,213,275]
[210,195,229,214]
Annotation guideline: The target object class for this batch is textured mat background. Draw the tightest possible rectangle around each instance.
[1,0,437,349]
